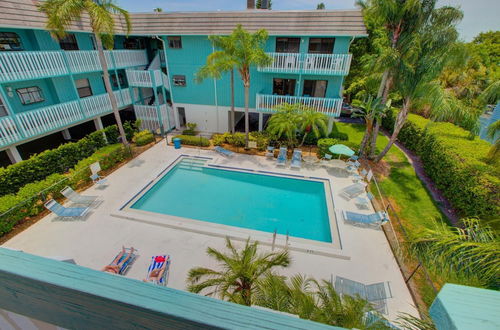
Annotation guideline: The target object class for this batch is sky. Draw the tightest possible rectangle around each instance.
[116,0,500,42]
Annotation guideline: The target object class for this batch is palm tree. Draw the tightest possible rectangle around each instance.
[351,95,390,157]
[486,120,500,162]
[316,3,326,10]
[229,25,272,147]
[196,36,237,133]
[266,103,300,147]
[410,217,500,289]
[187,237,290,306]
[298,109,328,146]
[40,0,131,145]
[153,7,163,12]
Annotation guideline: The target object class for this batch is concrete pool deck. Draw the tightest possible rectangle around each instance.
[2,140,419,321]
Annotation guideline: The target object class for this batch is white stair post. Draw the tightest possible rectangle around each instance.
[61,129,71,140]
[6,146,22,164]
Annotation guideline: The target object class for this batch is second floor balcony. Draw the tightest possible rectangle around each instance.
[126,69,170,90]
[0,89,132,149]
[256,93,342,117]
[258,53,352,76]
[0,50,149,83]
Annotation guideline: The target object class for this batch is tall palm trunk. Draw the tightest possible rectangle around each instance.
[244,82,250,148]
[375,98,410,162]
[230,69,235,133]
[95,34,128,145]
[367,71,392,159]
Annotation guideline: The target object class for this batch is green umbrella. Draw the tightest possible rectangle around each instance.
[329,144,354,158]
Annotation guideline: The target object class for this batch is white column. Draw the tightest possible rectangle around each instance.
[61,129,71,140]
[93,117,104,131]
[258,112,263,131]
[327,117,334,134]
[6,146,22,164]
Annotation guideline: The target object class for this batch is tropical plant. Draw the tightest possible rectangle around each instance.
[153,7,163,12]
[298,109,328,146]
[486,120,500,161]
[396,312,436,330]
[187,237,290,306]
[256,0,272,9]
[351,95,390,157]
[226,25,272,147]
[196,36,237,133]
[410,217,500,289]
[266,103,301,147]
[316,3,326,9]
[40,0,131,146]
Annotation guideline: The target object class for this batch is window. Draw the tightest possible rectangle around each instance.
[273,78,296,96]
[168,36,182,49]
[123,37,146,50]
[75,78,92,98]
[111,73,125,88]
[308,38,335,54]
[303,80,328,98]
[275,37,300,53]
[0,32,22,51]
[173,75,186,87]
[16,87,44,105]
[59,34,79,50]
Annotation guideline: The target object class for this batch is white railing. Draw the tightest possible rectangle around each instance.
[256,94,342,117]
[0,51,68,82]
[126,69,164,88]
[0,50,148,82]
[134,103,174,133]
[258,53,352,75]
[0,88,132,148]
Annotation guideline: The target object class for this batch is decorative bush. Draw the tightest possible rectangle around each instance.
[0,129,110,196]
[103,125,119,144]
[182,129,196,136]
[316,138,339,158]
[133,130,154,146]
[249,131,270,151]
[174,135,210,147]
[211,133,226,146]
[226,132,246,147]
[382,109,500,219]
[328,131,349,141]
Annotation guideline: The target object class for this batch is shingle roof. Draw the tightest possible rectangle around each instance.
[0,0,367,37]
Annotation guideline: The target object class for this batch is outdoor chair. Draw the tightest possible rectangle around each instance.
[354,192,375,209]
[145,255,171,286]
[106,247,137,275]
[276,147,287,166]
[290,149,302,169]
[352,169,369,182]
[44,199,89,219]
[60,186,97,206]
[265,146,275,159]
[214,146,234,157]
[90,162,108,186]
[320,153,333,166]
[341,210,389,226]
[335,276,392,314]
[340,183,366,199]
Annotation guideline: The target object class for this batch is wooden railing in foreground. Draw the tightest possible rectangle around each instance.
[0,248,337,329]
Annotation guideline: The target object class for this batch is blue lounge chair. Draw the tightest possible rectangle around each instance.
[342,210,389,226]
[214,146,234,157]
[276,147,287,166]
[265,146,275,158]
[44,199,89,219]
[335,276,392,314]
[109,248,137,275]
[352,169,369,182]
[60,186,97,206]
[146,255,171,286]
[340,183,366,199]
[290,149,302,169]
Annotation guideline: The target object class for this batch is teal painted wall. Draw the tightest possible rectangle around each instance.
[2,79,59,113]
[52,76,78,102]
[73,72,106,95]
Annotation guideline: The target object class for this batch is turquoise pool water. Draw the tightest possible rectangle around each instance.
[131,159,332,242]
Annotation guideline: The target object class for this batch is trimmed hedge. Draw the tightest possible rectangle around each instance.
[212,132,270,151]
[133,130,154,146]
[317,138,339,158]
[383,110,500,219]
[0,125,119,197]
[0,144,128,236]
[174,135,210,147]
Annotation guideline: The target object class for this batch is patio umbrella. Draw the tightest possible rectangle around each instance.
[329,144,354,159]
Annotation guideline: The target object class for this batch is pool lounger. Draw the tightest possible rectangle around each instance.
[290,149,302,169]
[340,183,366,199]
[60,186,98,206]
[110,248,137,275]
[335,276,392,314]
[342,210,389,226]
[44,199,89,219]
[265,146,275,158]
[214,146,235,157]
[146,255,171,286]
[276,147,287,166]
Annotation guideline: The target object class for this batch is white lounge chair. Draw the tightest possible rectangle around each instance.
[320,153,333,166]
[90,162,108,186]
[44,199,89,219]
[276,147,287,166]
[340,183,366,199]
[265,146,275,159]
[60,186,97,206]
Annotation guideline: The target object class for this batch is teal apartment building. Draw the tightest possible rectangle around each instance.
[0,0,366,165]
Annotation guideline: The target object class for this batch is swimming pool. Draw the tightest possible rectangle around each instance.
[130,157,333,243]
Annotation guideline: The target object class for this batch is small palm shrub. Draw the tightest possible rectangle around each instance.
[133,130,154,146]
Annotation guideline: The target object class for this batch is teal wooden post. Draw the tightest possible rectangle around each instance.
[109,52,125,106]
[151,70,165,136]
[61,50,86,119]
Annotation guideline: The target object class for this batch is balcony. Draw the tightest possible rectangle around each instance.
[0,50,148,83]
[0,89,132,148]
[133,103,175,133]
[256,93,342,117]
[126,69,170,90]
[258,53,352,76]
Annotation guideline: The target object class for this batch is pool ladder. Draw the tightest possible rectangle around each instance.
[271,229,290,251]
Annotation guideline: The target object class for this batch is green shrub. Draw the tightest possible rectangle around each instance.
[212,134,226,146]
[133,130,154,146]
[103,125,119,144]
[249,131,270,151]
[382,109,500,219]
[0,129,110,196]
[186,122,197,131]
[226,132,246,147]
[317,138,339,158]
[182,129,196,136]
[174,135,210,147]
[328,131,349,141]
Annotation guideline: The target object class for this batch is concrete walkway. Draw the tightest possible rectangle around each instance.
[2,140,419,321]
